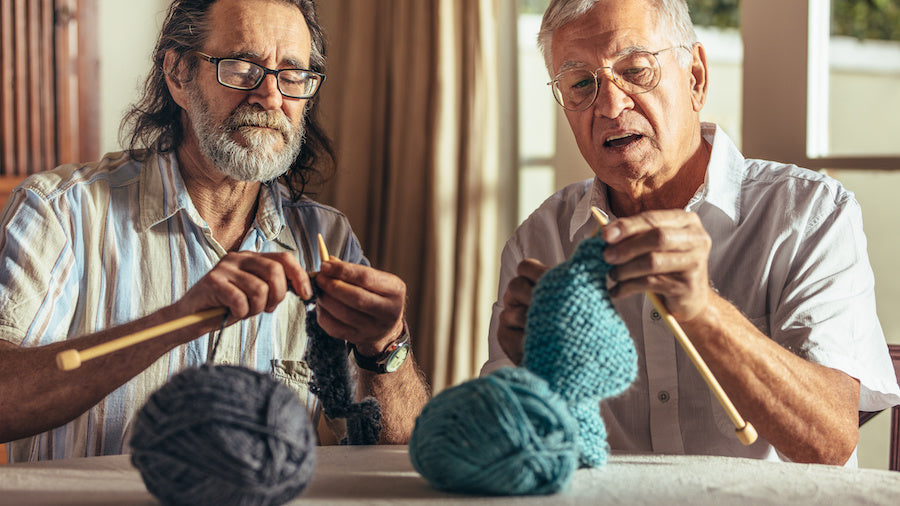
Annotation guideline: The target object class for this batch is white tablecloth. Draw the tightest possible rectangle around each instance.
[1,446,898,505]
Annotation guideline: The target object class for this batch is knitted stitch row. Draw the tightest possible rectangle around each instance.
[523,235,638,467]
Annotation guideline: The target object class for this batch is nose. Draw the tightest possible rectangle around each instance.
[591,70,634,119]
[247,74,284,111]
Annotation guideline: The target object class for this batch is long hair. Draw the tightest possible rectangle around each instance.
[120,0,334,200]
[537,0,698,75]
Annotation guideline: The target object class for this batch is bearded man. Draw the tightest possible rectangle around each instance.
[0,0,428,462]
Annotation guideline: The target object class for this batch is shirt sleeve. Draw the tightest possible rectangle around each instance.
[0,184,77,348]
[773,192,900,411]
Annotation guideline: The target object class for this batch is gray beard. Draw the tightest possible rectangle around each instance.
[187,85,305,183]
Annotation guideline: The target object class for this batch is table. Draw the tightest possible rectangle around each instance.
[1,446,898,505]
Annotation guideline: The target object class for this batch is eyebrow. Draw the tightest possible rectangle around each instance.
[224,50,306,69]
[555,45,654,74]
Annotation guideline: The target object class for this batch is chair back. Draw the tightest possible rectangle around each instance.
[862,344,900,471]
[889,344,900,471]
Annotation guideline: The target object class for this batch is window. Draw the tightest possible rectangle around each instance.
[816,0,900,157]
[742,0,900,169]
[517,2,560,222]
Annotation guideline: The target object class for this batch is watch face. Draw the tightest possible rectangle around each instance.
[385,345,411,373]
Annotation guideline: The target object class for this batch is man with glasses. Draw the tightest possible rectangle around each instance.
[0,0,429,462]
[483,0,900,465]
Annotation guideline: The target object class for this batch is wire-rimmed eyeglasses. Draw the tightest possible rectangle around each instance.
[193,51,325,99]
[548,46,688,111]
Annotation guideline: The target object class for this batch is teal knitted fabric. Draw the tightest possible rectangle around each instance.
[523,235,638,467]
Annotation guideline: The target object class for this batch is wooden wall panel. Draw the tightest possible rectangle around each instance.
[1,1,14,172]
[0,0,98,177]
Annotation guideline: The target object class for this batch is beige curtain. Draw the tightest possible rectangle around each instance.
[317,1,515,392]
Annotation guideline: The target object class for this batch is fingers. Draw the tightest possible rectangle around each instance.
[314,260,406,345]
[600,210,712,320]
[503,275,536,307]
[182,251,309,322]
[498,306,527,365]
[602,209,697,244]
[495,258,549,365]
[319,260,405,299]
[516,258,549,283]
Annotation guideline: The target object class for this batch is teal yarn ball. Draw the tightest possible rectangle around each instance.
[409,367,579,496]
[130,365,317,506]
[524,235,638,467]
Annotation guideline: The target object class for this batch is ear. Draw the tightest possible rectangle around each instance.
[164,50,190,110]
[688,43,709,112]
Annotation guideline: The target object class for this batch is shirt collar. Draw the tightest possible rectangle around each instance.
[140,151,192,230]
[139,151,288,242]
[256,182,288,242]
[567,122,743,241]
[690,122,743,224]
[569,177,609,242]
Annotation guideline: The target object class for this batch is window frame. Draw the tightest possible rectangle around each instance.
[741,0,899,171]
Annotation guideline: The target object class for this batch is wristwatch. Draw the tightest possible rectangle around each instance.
[351,321,411,374]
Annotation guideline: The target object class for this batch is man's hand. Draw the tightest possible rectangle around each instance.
[312,260,429,445]
[497,258,549,364]
[601,209,712,322]
[176,251,312,328]
[314,260,406,356]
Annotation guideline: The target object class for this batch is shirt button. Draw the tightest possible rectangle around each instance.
[650,309,661,321]
[657,391,670,403]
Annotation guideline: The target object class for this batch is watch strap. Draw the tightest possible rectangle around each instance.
[350,320,410,374]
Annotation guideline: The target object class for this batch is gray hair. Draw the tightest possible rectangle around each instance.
[537,0,698,75]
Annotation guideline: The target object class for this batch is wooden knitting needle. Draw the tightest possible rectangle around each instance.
[317,233,331,262]
[56,235,336,371]
[591,206,757,445]
[55,308,226,371]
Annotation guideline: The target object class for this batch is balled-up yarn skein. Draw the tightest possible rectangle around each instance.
[524,234,638,467]
[409,234,636,495]
[409,366,580,495]
[130,362,318,506]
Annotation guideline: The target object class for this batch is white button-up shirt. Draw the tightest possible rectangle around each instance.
[482,123,900,464]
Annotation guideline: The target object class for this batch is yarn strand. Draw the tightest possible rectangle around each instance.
[207,310,229,364]
[304,305,382,445]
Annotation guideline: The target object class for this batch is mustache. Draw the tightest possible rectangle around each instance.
[223,106,293,136]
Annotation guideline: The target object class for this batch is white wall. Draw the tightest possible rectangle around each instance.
[96,0,170,154]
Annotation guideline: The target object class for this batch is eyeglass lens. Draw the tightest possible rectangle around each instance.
[552,52,660,111]
[217,59,320,98]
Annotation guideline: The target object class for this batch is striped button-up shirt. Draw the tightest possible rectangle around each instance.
[0,150,366,462]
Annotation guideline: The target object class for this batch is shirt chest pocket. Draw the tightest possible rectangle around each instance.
[271,359,313,404]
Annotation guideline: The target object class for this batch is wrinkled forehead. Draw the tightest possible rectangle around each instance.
[550,0,664,74]
[205,0,313,67]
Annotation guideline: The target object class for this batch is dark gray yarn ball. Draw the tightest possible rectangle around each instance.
[130,365,317,506]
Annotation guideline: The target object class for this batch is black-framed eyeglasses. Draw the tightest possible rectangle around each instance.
[193,51,325,99]
[548,46,688,111]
